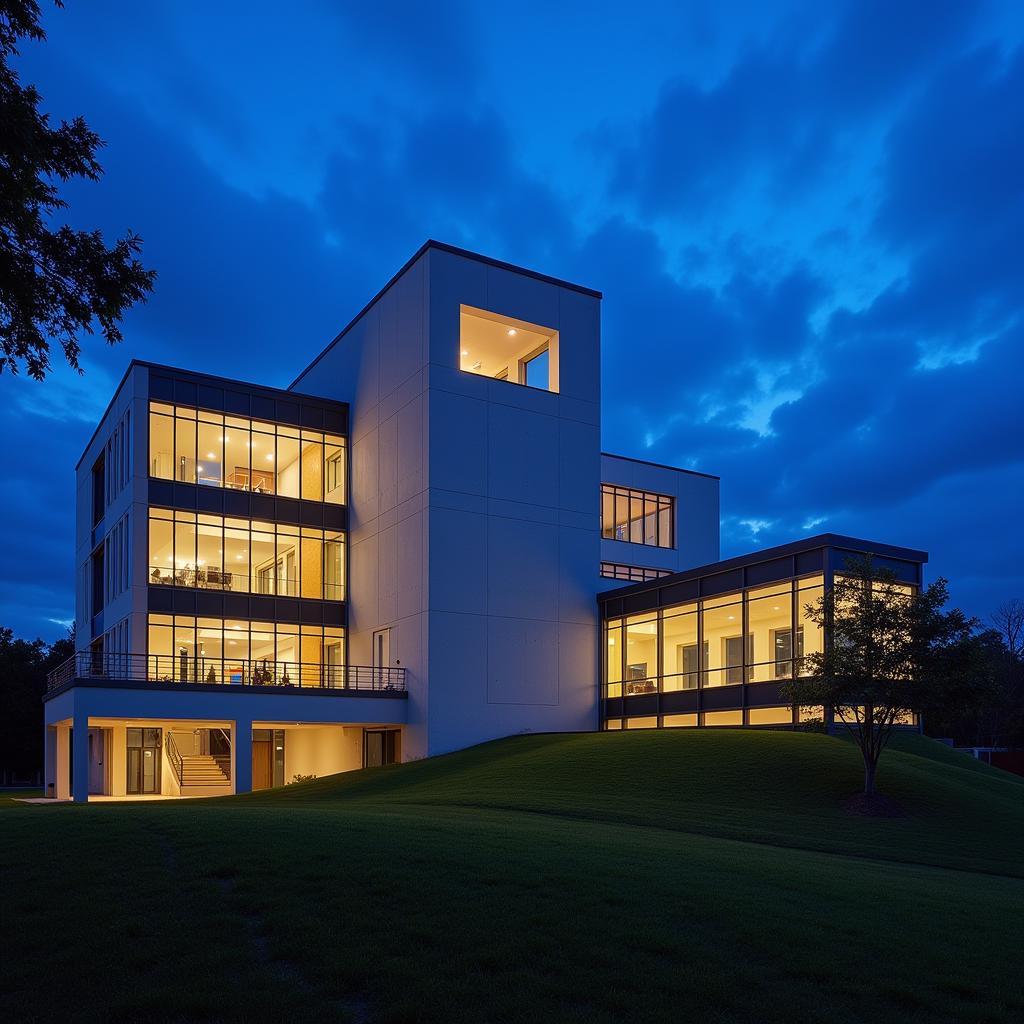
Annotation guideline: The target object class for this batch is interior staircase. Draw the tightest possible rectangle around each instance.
[179,754,231,789]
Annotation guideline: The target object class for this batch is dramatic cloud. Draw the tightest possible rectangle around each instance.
[0,0,1021,638]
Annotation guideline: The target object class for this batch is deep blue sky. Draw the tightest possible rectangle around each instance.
[2,1,1022,640]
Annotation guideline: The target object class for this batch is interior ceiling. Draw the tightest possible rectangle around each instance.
[459,308,553,378]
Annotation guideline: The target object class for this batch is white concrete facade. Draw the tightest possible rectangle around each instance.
[292,244,608,759]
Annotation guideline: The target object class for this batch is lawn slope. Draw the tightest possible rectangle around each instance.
[249,729,1024,876]
[3,730,1022,1024]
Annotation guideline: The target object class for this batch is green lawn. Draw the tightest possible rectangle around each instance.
[3,730,1022,1023]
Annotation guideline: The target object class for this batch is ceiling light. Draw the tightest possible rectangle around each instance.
[507,328,517,337]
[207,451,216,459]
[197,464,204,472]
[265,453,274,461]
[461,349,468,357]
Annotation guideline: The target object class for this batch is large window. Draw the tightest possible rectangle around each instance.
[601,484,674,548]
[459,305,559,393]
[148,509,344,600]
[604,574,833,701]
[147,614,344,688]
[148,402,345,504]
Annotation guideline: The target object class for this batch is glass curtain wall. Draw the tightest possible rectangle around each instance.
[148,614,344,687]
[604,575,827,698]
[148,509,344,600]
[149,402,345,504]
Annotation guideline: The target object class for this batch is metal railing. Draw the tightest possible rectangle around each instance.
[47,651,406,694]
[148,566,343,601]
[165,732,184,786]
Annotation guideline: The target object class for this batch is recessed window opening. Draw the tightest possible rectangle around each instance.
[459,305,559,393]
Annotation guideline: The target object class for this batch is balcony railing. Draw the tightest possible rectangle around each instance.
[47,652,405,694]
[148,566,343,601]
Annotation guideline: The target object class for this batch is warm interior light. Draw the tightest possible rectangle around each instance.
[207,451,216,459]
[265,453,274,461]
[197,464,204,472]
[461,349,468,356]
[507,328,517,336]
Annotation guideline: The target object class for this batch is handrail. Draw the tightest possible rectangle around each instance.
[147,565,343,601]
[47,651,407,694]
[165,732,184,788]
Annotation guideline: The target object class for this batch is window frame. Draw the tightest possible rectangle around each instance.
[600,484,676,549]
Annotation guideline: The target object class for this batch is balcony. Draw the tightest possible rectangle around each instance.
[47,652,405,696]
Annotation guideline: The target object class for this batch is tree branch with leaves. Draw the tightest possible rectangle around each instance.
[0,0,155,379]
[782,556,980,799]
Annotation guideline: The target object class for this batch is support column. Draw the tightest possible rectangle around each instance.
[233,718,253,795]
[44,725,57,798]
[110,724,127,797]
[72,707,89,803]
[55,725,71,800]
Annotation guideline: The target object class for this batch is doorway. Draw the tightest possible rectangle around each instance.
[87,727,109,794]
[363,729,400,768]
[252,729,285,790]
[372,628,390,685]
[127,727,162,794]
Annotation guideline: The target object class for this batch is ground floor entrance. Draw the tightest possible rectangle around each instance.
[46,715,405,800]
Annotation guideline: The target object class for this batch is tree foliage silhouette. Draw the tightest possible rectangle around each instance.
[0,0,155,379]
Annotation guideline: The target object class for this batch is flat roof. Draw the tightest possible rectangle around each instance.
[75,359,344,470]
[598,532,929,602]
[601,451,720,481]
[290,239,602,390]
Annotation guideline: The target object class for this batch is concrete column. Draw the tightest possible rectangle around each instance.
[233,718,253,794]
[110,724,127,797]
[72,707,89,803]
[55,725,71,800]
[44,725,57,798]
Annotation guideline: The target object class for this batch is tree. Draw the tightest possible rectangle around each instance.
[0,624,73,780]
[0,0,155,379]
[782,556,979,799]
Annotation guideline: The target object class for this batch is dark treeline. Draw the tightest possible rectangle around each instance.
[0,626,74,782]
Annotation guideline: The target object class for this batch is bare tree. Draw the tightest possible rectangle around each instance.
[991,599,1024,662]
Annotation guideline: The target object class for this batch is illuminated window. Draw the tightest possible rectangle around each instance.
[625,717,658,729]
[702,710,743,726]
[601,484,674,548]
[148,402,345,503]
[604,718,623,730]
[147,508,344,600]
[624,614,658,694]
[662,714,698,728]
[147,613,344,688]
[746,707,793,726]
[459,305,559,393]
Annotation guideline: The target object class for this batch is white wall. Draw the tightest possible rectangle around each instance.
[599,453,720,582]
[74,362,152,658]
[293,245,602,759]
[284,725,362,781]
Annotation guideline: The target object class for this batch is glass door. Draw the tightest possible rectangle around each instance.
[126,727,162,794]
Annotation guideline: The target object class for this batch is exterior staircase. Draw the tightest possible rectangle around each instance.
[179,754,231,793]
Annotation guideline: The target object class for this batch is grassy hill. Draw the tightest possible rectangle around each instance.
[4,730,1022,1023]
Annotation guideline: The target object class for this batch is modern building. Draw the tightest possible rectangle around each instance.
[43,241,926,801]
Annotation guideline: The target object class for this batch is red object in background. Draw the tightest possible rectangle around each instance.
[990,751,1024,777]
